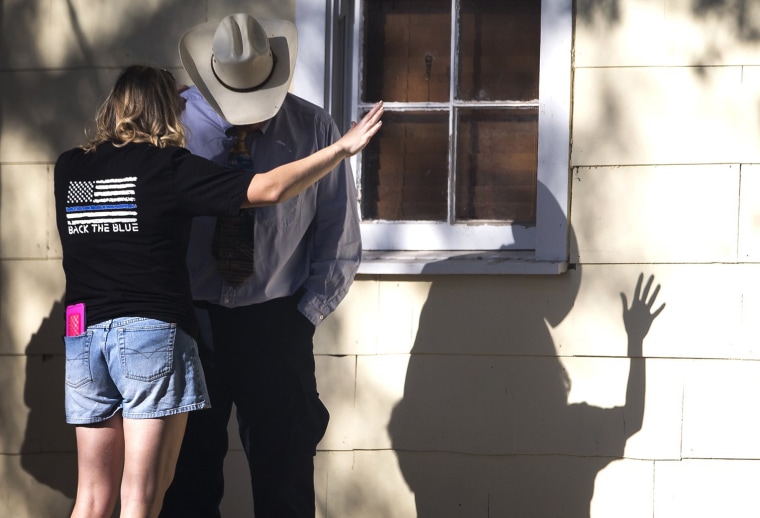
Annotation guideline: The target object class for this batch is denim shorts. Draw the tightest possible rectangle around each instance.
[63,317,210,424]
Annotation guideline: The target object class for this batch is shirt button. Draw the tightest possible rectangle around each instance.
[224,297,230,304]
[319,314,324,320]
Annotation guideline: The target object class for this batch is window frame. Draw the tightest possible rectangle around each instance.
[296,0,571,274]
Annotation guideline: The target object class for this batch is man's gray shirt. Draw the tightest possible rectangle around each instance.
[182,87,362,326]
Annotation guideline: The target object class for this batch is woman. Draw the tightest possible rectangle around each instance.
[54,65,382,518]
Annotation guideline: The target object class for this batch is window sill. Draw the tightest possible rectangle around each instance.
[357,250,568,275]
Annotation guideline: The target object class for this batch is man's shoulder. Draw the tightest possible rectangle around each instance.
[276,94,336,136]
[281,94,332,121]
[282,93,323,110]
[182,86,231,132]
[181,85,214,107]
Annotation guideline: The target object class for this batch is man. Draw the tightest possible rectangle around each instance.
[160,13,362,518]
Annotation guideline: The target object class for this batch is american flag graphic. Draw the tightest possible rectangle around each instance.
[66,177,138,225]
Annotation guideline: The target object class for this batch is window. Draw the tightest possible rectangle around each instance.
[320,0,571,273]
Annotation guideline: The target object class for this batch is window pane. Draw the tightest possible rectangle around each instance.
[363,0,451,102]
[458,0,540,101]
[362,111,449,221]
[455,108,537,223]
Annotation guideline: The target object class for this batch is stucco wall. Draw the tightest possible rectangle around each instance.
[3,1,760,517]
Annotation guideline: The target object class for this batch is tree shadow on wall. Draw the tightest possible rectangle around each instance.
[20,298,78,506]
[388,229,665,517]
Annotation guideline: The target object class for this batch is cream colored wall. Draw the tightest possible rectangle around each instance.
[3,1,760,517]
[568,2,760,516]
[0,1,294,517]
[312,1,760,518]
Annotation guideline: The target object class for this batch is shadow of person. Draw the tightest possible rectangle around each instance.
[388,234,664,516]
[20,297,78,502]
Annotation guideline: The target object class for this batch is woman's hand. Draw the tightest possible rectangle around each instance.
[336,101,384,158]
[620,273,665,347]
[244,101,384,208]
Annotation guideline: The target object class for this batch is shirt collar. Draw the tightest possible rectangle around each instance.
[224,118,273,138]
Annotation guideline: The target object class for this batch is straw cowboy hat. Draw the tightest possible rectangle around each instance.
[179,13,298,125]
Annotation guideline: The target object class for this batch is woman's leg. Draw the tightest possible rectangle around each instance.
[71,415,125,518]
[119,413,188,518]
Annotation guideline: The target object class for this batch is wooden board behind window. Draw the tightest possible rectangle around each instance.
[362,112,449,221]
[361,0,540,225]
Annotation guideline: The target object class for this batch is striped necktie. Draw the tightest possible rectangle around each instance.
[211,128,255,286]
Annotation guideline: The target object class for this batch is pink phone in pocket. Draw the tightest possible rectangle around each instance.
[66,303,86,336]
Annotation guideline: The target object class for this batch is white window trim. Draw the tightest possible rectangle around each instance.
[295,0,571,274]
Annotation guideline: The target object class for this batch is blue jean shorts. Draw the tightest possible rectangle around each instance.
[63,317,210,424]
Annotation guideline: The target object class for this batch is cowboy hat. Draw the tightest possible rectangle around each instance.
[179,13,298,125]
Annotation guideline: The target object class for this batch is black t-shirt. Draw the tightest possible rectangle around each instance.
[54,142,254,338]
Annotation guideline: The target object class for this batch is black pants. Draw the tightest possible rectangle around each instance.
[160,294,330,518]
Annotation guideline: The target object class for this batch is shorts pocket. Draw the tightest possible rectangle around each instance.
[64,333,93,388]
[118,321,176,382]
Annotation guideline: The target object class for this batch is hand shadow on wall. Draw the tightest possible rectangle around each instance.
[388,233,665,517]
[20,298,78,502]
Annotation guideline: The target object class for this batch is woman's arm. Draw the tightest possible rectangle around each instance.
[242,101,383,207]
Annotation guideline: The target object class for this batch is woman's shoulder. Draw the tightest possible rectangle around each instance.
[57,141,120,162]
[115,142,192,166]
[57,142,194,170]
[56,145,86,162]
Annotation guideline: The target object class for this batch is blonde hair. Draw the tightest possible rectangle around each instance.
[83,65,186,152]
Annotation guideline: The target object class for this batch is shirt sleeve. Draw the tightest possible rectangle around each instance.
[297,118,362,326]
[180,87,233,164]
[173,149,254,216]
